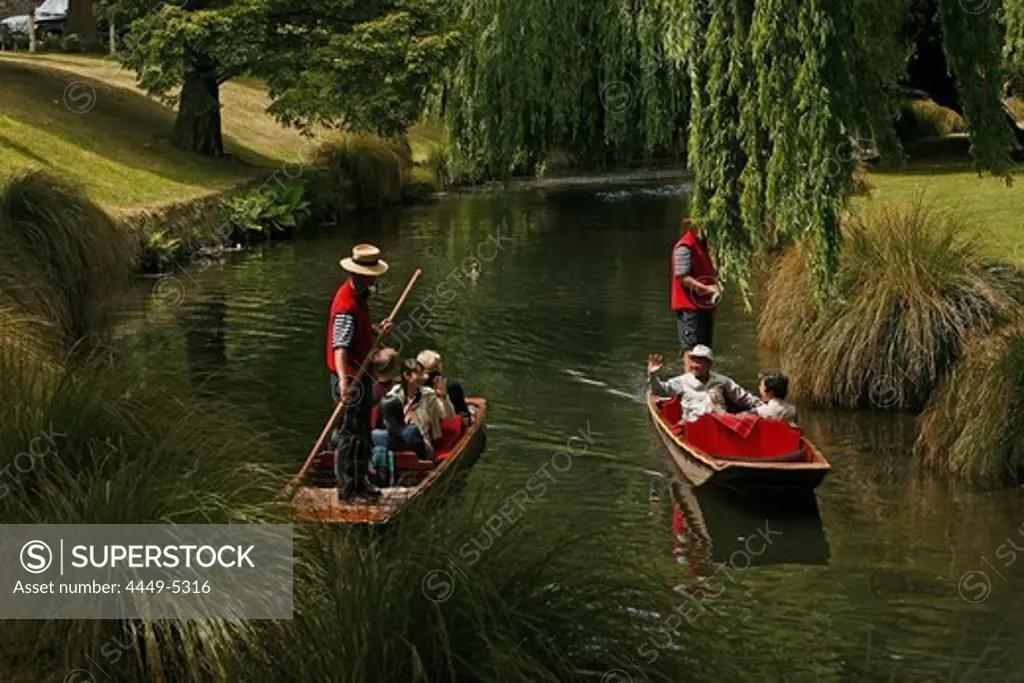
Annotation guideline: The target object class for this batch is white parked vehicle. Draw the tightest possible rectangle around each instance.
[0,0,68,36]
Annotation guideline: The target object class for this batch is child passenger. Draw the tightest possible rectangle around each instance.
[751,371,797,423]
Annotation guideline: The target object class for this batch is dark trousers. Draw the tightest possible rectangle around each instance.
[372,425,429,461]
[676,309,714,353]
[330,374,373,495]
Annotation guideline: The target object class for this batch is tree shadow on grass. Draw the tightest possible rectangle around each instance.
[0,60,284,190]
[0,133,53,167]
[871,137,1023,177]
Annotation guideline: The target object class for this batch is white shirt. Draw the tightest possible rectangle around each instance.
[387,384,455,441]
[753,398,798,423]
[649,371,762,421]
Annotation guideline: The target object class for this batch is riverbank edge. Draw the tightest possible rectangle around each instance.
[122,165,699,275]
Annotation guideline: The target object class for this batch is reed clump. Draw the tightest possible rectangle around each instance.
[242,498,695,683]
[0,345,289,682]
[0,171,135,349]
[316,133,411,208]
[758,203,1024,409]
[916,322,1024,486]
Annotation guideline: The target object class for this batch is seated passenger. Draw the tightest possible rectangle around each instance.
[372,395,431,462]
[387,359,454,451]
[371,348,401,406]
[417,349,471,419]
[647,345,762,422]
[751,371,797,423]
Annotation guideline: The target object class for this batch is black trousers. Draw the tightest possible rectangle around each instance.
[676,309,714,353]
[330,374,373,494]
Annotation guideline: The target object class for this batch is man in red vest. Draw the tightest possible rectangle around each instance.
[671,219,720,352]
[328,244,394,500]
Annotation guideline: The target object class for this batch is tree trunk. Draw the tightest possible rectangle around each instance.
[172,70,224,157]
[64,0,97,42]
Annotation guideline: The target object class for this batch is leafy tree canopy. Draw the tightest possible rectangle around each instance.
[115,0,455,153]
[444,0,690,176]
[255,0,459,136]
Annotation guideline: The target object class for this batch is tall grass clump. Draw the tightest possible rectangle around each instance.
[916,322,1024,486]
[758,204,1024,409]
[241,492,702,683]
[0,341,291,682]
[316,133,410,208]
[0,171,134,349]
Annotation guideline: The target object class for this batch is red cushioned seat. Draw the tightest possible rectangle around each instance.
[684,414,806,462]
[433,417,464,458]
[658,396,683,425]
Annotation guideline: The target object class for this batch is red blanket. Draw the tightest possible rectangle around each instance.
[707,412,758,438]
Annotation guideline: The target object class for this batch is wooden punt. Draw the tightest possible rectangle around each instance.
[292,398,487,524]
[647,393,830,492]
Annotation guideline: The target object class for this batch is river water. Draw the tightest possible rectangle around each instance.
[123,176,1024,681]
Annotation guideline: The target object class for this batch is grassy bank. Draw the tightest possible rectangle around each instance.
[0,56,280,207]
[0,54,444,210]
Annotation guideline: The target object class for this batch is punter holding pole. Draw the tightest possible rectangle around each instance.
[671,219,721,353]
[325,244,404,501]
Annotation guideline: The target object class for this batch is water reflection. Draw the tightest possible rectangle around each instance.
[670,481,830,576]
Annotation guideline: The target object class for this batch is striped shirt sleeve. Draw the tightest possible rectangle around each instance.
[673,244,692,277]
[332,313,355,350]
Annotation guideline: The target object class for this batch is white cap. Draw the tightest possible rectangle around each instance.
[689,344,714,361]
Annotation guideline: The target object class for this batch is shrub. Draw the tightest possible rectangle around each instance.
[316,133,410,208]
[37,34,63,52]
[894,99,967,143]
[916,322,1024,486]
[0,171,134,350]
[758,203,1024,409]
[223,179,311,238]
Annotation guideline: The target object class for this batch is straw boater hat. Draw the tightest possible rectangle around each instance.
[340,244,389,276]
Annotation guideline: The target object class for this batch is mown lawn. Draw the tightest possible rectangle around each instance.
[863,137,1024,260]
[0,55,307,208]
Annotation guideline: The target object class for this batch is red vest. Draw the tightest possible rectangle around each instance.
[326,278,373,377]
[671,230,716,311]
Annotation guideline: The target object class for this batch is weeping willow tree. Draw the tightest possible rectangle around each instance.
[687,0,1015,296]
[446,0,1018,295]
[444,0,691,176]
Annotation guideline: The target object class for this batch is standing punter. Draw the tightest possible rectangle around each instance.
[328,244,394,500]
[672,218,720,352]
